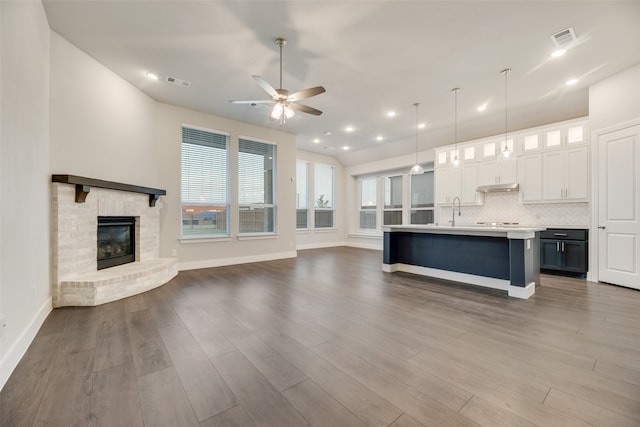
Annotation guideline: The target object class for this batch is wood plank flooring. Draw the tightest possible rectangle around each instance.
[2,247,640,426]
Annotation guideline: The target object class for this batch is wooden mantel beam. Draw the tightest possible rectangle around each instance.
[52,174,166,207]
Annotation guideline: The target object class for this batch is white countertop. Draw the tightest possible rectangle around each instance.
[382,224,546,239]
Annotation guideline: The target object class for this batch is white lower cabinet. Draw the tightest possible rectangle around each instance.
[542,146,588,202]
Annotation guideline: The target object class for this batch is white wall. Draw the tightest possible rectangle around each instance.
[156,103,297,269]
[0,0,52,389]
[588,62,640,281]
[49,32,159,187]
[589,63,640,132]
[343,147,436,250]
[295,150,345,249]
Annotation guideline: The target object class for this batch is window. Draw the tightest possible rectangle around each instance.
[359,177,377,230]
[314,164,334,228]
[410,171,434,224]
[181,126,229,237]
[383,175,403,225]
[296,161,309,229]
[238,138,276,234]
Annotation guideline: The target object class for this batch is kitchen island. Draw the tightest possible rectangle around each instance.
[382,224,545,299]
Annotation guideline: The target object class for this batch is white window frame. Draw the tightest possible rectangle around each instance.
[358,176,378,231]
[238,136,277,235]
[382,174,403,226]
[409,168,435,225]
[296,160,310,230]
[180,124,230,239]
[314,163,335,229]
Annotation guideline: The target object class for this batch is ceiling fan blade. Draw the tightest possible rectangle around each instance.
[229,99,275,104]
[290,103,323,116]
[252,75,278,98]
[287,86,326,102]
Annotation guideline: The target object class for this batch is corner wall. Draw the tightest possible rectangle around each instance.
[156,103,297,269]
[0,0,52,389]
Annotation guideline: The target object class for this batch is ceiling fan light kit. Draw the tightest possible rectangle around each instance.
[230,37,326,126]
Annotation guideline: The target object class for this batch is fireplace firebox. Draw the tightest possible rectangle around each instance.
[97,216,136,270]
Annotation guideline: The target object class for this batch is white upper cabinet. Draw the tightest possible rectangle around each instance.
[518,154,543,203]
[435,166,461,204]
[478,157,517,186]
[460,163,482,205]
[542,146,589,202]
[433,117,588,205]
[544,123,587,150]
[520,133,541,153]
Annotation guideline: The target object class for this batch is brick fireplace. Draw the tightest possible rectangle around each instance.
[51,175,177,307]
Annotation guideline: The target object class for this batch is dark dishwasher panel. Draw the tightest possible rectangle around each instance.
[540,228,588,277]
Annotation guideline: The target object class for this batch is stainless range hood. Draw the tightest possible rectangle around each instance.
[476,183,519,193]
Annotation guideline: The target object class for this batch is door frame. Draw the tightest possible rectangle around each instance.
[589,117,640,283]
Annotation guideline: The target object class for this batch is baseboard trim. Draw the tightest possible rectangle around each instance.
[178,251,297,271]
[344,241,382,251]
[0,296,53,390]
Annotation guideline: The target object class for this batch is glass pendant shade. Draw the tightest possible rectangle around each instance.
[410,163,425,175]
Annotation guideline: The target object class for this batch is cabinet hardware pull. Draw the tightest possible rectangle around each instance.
[556,242,560,251]
[562,242,565,252]
[554,233,568,237]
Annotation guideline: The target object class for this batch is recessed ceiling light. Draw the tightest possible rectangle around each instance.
[343,146,350,151]
[418,123,426,129]
[566,78,578,86]
[551,49,566,58]
[477,103,487,112]
[387,111,396,118]
[146,72,159,81]
[313,138,320,143]
[345,126,354,132]
[376,135,383,141]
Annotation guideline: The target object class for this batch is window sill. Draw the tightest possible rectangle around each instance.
[179,236,232,244]
[296,229,311,234]
[313,228,337,233]
[237,233,279,241]
[347,232,382,239]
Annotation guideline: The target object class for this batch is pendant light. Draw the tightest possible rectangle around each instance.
[451,88,461,167]
[501,68,513,158]
[409,102,424,175]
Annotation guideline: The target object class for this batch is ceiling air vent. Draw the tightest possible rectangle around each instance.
[166,76,191,88]
[550,27,577,47]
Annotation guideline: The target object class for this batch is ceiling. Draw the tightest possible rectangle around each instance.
[43,1,640,166]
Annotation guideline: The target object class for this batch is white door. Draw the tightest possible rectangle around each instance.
[598,125,640,289]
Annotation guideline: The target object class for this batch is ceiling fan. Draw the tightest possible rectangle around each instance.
[230,37,326,125]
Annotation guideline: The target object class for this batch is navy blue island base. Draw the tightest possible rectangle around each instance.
[382,225,545,299]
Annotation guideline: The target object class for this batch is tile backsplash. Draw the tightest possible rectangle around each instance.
[437,191,589,227]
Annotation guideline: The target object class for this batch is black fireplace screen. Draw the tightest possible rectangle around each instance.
[97,216,136,270]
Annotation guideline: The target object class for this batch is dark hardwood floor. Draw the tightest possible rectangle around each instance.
[2,247,639,426]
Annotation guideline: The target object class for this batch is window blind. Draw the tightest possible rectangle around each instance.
[181,127,228,204]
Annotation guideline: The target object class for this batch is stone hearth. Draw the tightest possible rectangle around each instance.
[51,177,177,307]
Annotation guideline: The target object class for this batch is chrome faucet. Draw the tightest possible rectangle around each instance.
[451,196,461,226]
